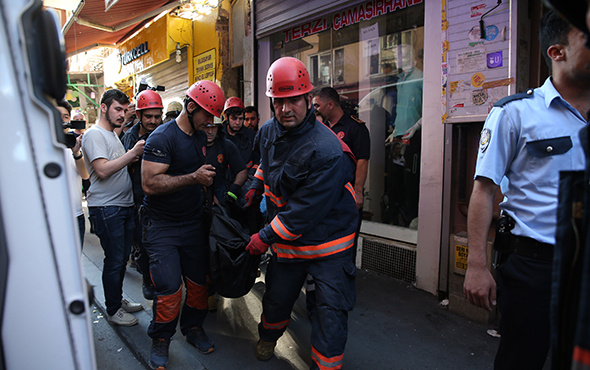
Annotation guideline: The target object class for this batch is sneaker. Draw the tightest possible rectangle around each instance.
[186,327,215,354]
[255,339,276,362]
[143,283,155,300]
[108,308,138,326]
[149,338,170,370]
[208,295,218,312]
[121,298,143,313]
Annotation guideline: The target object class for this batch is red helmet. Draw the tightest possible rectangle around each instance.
[136,90,163,111]
[266,57,313,98]
[186,80,225,118]
[224,96,245,112]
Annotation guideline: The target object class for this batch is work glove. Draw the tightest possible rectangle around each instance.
[244,188,262,207]
[246,233,270,255]
[224,183,241,204]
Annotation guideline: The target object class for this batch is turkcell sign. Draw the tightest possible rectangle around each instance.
[121,42,150,65]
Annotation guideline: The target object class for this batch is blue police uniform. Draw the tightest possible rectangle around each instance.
[252,109,358,370]
[475,77,587,369]
[142,119,210,341]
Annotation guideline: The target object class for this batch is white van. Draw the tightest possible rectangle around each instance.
[0,0,95,368]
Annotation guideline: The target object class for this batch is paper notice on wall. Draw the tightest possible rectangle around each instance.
[456,48,486,74]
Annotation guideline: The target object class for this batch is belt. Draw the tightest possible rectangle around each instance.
[494,233,554,262]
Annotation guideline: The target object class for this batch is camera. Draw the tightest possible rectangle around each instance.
[135,82,165,99]
[63,120,86,148]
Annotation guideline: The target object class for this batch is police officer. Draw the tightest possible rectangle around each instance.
[141,81,224,369]
[121,89,163,300]
[463,10,590,369]
[245,57,358,369]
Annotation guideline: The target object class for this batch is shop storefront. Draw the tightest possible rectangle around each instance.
[104,15,192,107]
[255,0,433,288]
[252,0,540,320]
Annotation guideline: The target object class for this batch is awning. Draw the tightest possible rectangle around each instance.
[63,0,180,56]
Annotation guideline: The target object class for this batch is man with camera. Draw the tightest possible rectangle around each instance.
[56,99,89,246]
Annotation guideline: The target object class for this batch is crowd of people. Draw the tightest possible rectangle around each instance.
[64,55,365,369]
[56,5,590,368]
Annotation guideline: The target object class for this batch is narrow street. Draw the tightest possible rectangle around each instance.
[81,206,498,370]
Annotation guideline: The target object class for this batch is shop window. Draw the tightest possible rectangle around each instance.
[270,3,424,230]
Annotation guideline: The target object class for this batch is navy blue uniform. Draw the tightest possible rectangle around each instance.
[205,136,246,201]
[142,120,210,341]
[252,109,358,369]
[225,124,257,169]
[327,114,370,162]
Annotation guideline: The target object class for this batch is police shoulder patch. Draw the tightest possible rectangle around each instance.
[480,128,491,153]
[493,89,534,107]
[351,116,365,124]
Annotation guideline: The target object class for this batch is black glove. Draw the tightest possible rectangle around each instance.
[225,183,241,203]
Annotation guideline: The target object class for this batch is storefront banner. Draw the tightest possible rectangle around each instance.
[282,0,423,42]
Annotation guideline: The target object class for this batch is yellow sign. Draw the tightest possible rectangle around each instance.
[194,49,216,82]
[117,16,169,74]
[471,72,485,88]
[455,244,468,271]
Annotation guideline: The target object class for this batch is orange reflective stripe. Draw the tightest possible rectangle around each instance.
[264,184,287,207]
[273,233,355,259]
[344,182,356,203]
[261,314,290,330]
[574,346,590,366]
[252,163,259,171]
[155,285,182,323]
[246,160,253,169]
[185,278,208,310]
[270,216,301,241]
[254,167,264,181]
[311,346,344,370]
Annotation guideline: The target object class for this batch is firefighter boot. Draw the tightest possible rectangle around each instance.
[149,338,170,370]
[255,339,276,361]
[186,327,215,354]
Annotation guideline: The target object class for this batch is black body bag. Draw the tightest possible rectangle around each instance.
[208,203,261,298]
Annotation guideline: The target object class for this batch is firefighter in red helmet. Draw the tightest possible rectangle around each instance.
[245,57,358,369]
[121,89,164,302]
[140,80,224,369]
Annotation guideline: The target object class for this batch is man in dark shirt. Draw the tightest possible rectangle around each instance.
[223,96,257,170]
[141,81,224,369]
[121,89,163,300]
[313,87,371,211]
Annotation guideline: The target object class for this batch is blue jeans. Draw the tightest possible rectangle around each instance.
[89,206,134,316]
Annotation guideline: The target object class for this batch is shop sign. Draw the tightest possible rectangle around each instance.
[282,0,423,42]
[121,41,150,65]
[194,49,216,82]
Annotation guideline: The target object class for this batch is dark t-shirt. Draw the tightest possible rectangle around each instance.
[225,124,257,168]
[142,120,207,221]
[328,114,371,160]
[206,137,246,200]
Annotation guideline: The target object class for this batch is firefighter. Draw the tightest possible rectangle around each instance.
[121,89,163,301]
[141,81,224,369]
[245,57,358,369]
[223,96,257,170]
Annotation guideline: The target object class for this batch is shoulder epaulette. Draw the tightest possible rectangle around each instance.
[351,115,365,124]
[493,88,534,107]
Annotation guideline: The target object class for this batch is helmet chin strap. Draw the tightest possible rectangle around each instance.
[185,98,197,133]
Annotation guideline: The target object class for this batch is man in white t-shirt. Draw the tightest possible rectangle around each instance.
[81,89,145,327]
